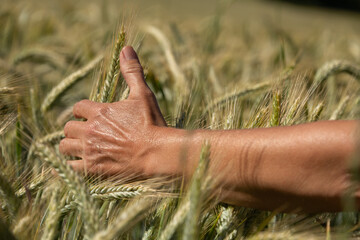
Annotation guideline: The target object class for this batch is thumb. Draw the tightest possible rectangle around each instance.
[120,46,149,98]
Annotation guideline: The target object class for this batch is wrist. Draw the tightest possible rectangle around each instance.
[144,127,203,179]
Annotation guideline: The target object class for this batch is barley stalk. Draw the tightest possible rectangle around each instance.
[41,55,103,114]
[330,95,350,120]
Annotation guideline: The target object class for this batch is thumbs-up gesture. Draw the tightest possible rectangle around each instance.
[59,46,167,177]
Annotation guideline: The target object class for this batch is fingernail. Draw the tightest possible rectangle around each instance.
[122,46,138,60]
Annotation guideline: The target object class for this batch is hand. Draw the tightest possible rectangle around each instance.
[59,46,167,177]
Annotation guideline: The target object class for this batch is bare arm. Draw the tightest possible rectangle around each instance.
[59,46,359,213]
[149,121,358,212]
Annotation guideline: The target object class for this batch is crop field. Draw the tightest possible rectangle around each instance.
[0,0,360,239]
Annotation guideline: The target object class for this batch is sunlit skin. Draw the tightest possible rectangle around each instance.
[59,46,359,213]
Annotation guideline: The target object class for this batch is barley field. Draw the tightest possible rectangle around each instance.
[1,0,360,239]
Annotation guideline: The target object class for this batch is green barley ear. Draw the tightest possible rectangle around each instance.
[270,90,281,127]
[309,102,324,122]
[98,28,126,103]
[40,55,103,114]
[284,96,300,126]
[159,143,211,240]
[247,107,268,129]
[183,143,211,240]
[34,145,99,239]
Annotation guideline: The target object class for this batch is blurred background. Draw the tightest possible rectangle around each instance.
[1,0,360,239]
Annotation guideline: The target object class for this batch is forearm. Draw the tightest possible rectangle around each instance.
[148,120,359,212]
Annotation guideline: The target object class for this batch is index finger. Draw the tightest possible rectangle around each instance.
[73,99,101,119]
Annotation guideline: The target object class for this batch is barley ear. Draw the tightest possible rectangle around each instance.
[93,197,157,240]
[309,102,324,122]
[312,60,360,92]
[270,90,281,127]
[183,143,211,240]
[34,145,99,239]
[99,29,126,103]
[41,55,103,114]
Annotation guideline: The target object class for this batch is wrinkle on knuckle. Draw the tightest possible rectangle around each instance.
[84,124,96,138]
[99,105,111,116]
[83,142,94,155]
[123,63,143,75]
[142,88,154,99]
[73,99,87,111]
[63,122,72,136]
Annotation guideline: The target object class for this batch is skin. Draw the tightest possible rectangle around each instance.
[59,46,359,213]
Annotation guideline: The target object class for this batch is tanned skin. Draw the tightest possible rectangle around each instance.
[59,46,359,213]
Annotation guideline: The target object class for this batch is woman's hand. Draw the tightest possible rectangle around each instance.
[59,46,167,177]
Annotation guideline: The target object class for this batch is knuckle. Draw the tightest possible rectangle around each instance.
[63,121,73,136]
[142,88,154,98]
[124,61,143,75]
[83,143,93,155]
[73,99,86,110]
[99,105,111,116]
[84,126,95,137]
